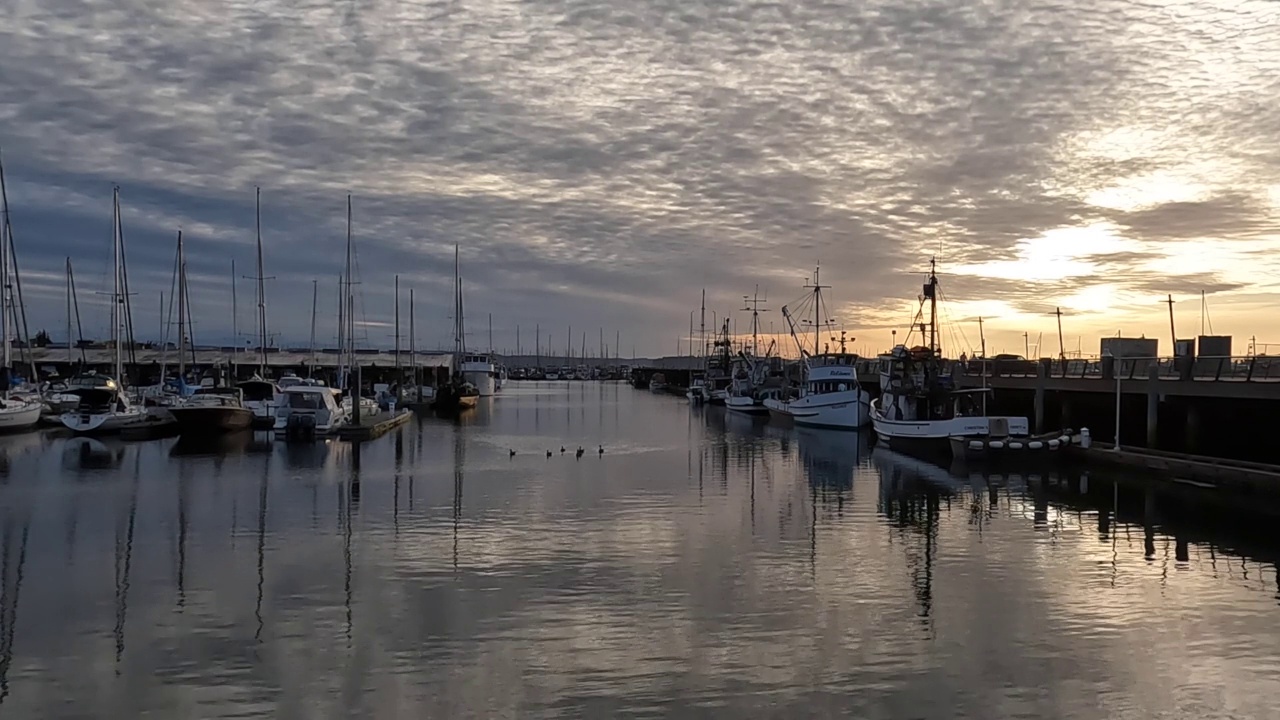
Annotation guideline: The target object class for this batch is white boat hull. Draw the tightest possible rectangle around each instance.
[870,399,1029,454]
[0,401,42,431]
[463,371,496,397]
[788,390,871,429]
[726,396,767,415]
[60,408,149,435]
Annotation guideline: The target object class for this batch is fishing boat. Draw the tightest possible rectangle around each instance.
[273,384,349,440]
[725,361,768,414]
[544,369,560,381]
[0,163,41,431]
[772,268,872,429]
[870,260,1029,456]
[168,387,253,433]
[460,352,498,396]
[648,372,667,392]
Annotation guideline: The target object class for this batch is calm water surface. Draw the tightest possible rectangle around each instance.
[0,382,1277,718]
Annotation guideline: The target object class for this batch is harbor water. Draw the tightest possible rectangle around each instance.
[0,383,1277,718]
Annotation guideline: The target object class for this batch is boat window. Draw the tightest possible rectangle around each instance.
[286,393,325,410]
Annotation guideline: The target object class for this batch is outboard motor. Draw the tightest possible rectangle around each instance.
[286,413,318,442]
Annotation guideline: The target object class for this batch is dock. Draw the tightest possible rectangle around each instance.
[1072,442,1280,494]
[333,409,413,442]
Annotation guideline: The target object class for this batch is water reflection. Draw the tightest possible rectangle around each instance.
[0,391,1276,717]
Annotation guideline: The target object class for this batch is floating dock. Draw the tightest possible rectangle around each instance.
[333,409,413,442]
[1072,442,1280,494]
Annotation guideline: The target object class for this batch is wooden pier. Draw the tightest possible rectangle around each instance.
[333,409,413,442]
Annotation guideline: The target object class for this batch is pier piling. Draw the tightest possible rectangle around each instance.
[1034,361,1047,434]
[1146,365,1159,448]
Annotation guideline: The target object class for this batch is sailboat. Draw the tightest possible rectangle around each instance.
[771,267,871,429]
[237,188,280,427]
[166,232,253,433]
[0,158,41,430]
[870,259,1028,456]
[60,188,148,434]
[333,195,373,422]
[435,245,479,412]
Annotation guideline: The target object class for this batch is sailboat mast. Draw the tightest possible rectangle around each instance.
[0,191,10,383]
[177,230,187,380]
[69,259,85,364]
[309,279,317,377]
[394,275,401,380]
[927,258,938,354]
[231,259,238,376]
[254,187,268,376]
[66,258,73,364]
[488,312,493,353]
[409,287,416,385]
[112,187,122,382]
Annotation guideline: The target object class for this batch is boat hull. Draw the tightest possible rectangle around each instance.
[168,406,254,433]
[243,400,277,428]
[789,391,871,430]
[726,397,768,415]
[0,401,42,432]
[60,409,149,435]
[463,371,497,397]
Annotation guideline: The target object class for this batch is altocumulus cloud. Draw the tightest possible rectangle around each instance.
[1,0,1278,353]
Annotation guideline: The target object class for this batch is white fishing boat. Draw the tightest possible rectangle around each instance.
[544,370,560,381]
[870,260,1029,457]
[725,365,768,414]
[460,353,497,396]
[273,385,349,439]
[774,268,871,429]
[785,353,871,428]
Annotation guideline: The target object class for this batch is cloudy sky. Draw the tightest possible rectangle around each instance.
[1,0,1278,358]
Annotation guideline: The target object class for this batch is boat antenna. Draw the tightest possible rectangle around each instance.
[1165,294,1176,355]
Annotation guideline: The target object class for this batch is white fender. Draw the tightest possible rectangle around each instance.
[968,440,984,450]
[1009,442,1024,450]
[989,440,1005,450]
[1028,441,1043,450]
[1048,439,1060,449]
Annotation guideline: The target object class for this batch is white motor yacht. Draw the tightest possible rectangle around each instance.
[273,385,349,439]
[59,374,148,434]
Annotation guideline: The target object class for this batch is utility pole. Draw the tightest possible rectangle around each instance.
[1054,306,1065,361]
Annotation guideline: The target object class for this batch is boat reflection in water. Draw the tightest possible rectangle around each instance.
[795,425,867,495]
[61,437,127,471]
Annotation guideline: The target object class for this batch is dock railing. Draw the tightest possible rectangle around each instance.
[954,355,1280,383]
